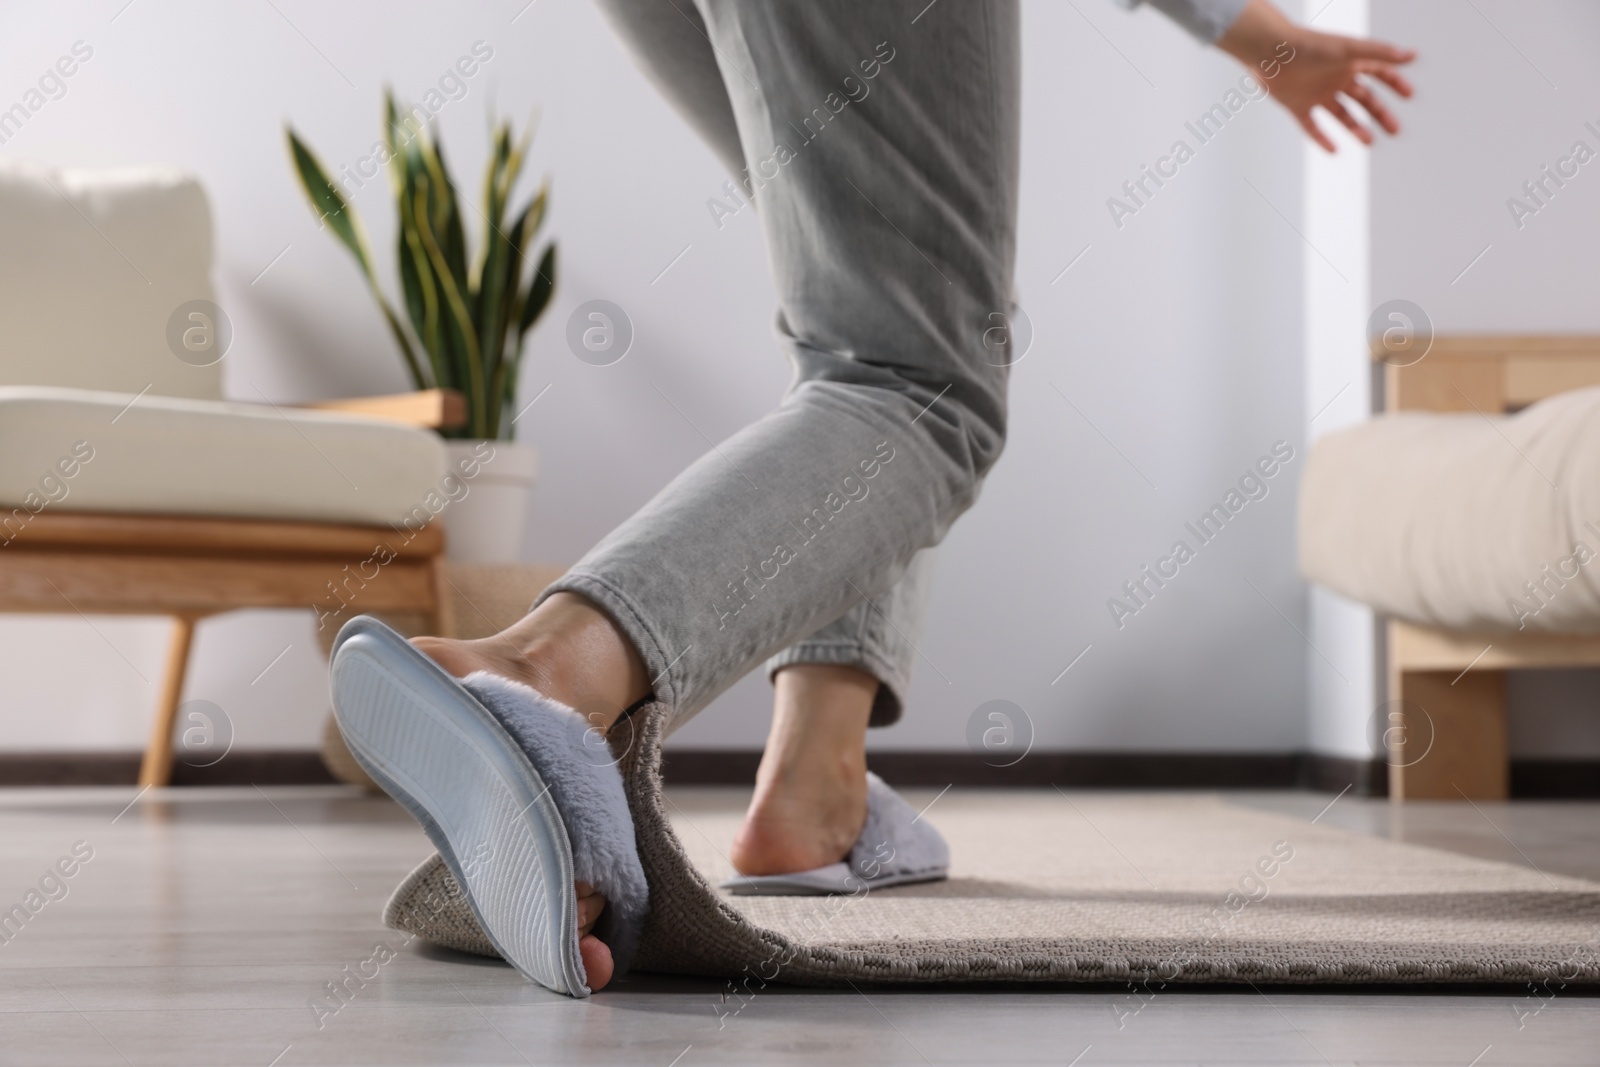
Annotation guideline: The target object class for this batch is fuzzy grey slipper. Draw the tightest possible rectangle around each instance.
[719,772,950,895]
[379,771,950,961]
[330,616,647,997]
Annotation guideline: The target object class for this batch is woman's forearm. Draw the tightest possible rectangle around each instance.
[1216,0,1300,68]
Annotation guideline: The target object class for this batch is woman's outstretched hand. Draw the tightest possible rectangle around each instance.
[1219,0,1416,152]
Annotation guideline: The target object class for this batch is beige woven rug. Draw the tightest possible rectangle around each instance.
[386,705,1600,985]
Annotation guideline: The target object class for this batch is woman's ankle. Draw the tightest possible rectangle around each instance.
[505,595,651,731]
[416,592,651,735]
[762,664,875,775]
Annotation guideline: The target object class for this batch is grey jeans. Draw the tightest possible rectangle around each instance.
[542,0,1020,728]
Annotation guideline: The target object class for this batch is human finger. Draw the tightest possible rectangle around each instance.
[1322,96,1374,145]
[1297,110,1338,153]
[1343,78,1400,135]
[1358,61,1415,99]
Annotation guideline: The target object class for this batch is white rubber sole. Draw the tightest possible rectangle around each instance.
[330,617,588,997]
[721,863,947,896]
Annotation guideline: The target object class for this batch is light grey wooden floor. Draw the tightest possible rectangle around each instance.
[1,784,1596,1066]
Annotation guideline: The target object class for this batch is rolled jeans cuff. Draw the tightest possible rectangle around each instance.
[761,547,938,729]
[764,640,910,728]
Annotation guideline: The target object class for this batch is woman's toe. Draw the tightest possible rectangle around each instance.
[579,934,614,991]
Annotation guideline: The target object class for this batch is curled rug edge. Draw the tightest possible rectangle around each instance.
[384,701,804,979]
[382,703,1600,986]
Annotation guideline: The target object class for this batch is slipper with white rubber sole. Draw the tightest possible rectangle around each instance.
[720,772,950,896]
[330,616,647,997]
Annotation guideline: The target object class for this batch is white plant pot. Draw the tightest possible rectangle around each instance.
[439,440,538,563]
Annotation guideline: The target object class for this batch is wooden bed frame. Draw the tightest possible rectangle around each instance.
[1381,336,1600,800]
[0,390,461,788]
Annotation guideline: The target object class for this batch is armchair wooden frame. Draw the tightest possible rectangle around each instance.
[0,389,463,787]
[1381,337,1600,800]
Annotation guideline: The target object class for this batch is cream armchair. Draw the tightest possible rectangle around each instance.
[0,161,458,786]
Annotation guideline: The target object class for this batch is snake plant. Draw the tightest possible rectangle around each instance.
[286,92,556,440]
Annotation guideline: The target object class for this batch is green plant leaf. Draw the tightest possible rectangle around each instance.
[485,242,555,438]
[495,189,543,357]
[286,127,369,275]
[397,181,447,390]
[478,127,531,407]
[417,134,470,295]
[288,97,555,435]
[285,124,427,390]
[382,91,400,170]
[484,197,539,438]
[396,140,462,394]
[519,243,557,339]
[412,180,486,436]
[396,196,427,345]
[474,123,513,288]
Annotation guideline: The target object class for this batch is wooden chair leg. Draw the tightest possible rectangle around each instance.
[429,557,457,638]
[1391,668,1508,800]
[138,616,198,788]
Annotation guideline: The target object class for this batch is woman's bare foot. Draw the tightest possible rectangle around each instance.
[730,665,875,876]
[410,592,650,991]
[411,592,650,728]
[575,882,613,989]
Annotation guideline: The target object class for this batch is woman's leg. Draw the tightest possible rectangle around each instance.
[416,0,1019,984]
[731,663,875,874]
[591,0,955,871]
[432,0,1019,847]
[534,0,1019,727]
[730,549,938,872]
[433,0,1018,726]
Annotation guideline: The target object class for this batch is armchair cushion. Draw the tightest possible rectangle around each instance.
[0,386,447,528]
[0,162,222,402]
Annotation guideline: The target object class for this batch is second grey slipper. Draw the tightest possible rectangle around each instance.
[720,772,950,896]
[330,616,647,997]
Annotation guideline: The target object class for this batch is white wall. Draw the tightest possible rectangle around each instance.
[1302,0,1376,760]
[913,0,1307,755]
[0,0,1310,757]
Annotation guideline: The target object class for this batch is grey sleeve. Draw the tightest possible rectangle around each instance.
[1113,0,1251,43]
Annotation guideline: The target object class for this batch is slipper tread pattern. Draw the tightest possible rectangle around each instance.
[332,628,582,996]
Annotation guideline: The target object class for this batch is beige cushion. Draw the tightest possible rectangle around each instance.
[0,387,446,527]
[0,161,222,401]
[1299,386,1600,633]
